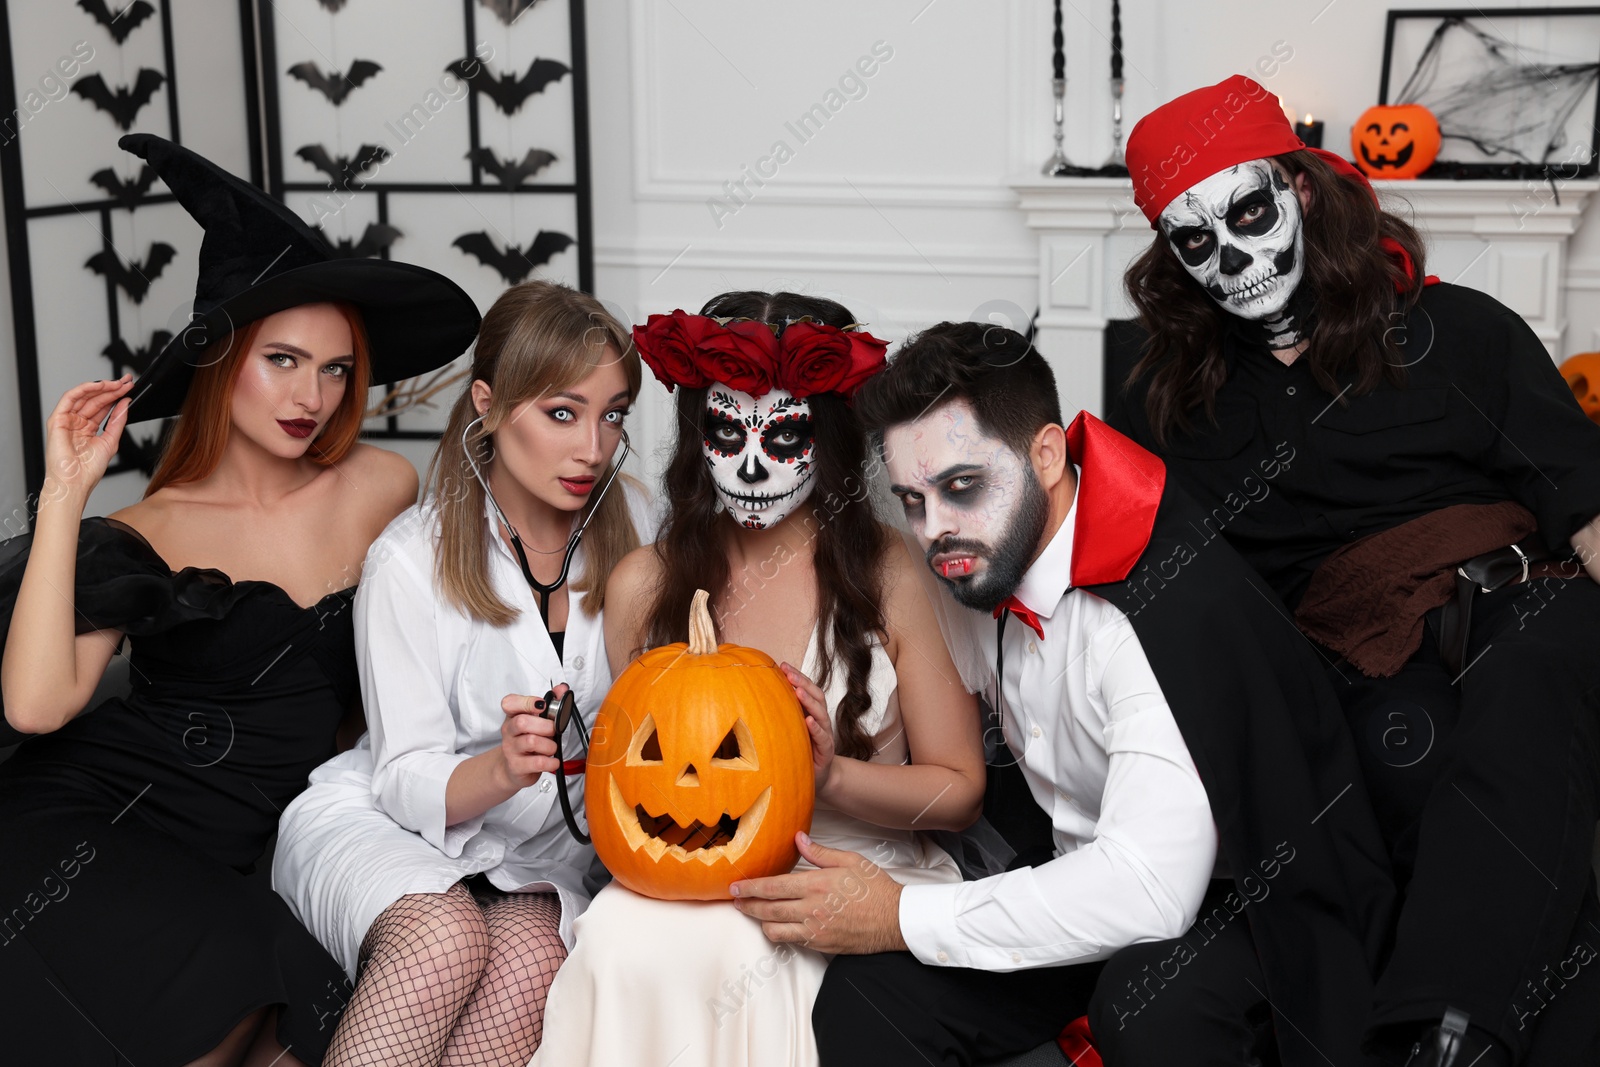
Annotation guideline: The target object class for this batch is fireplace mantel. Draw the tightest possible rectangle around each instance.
[1009,176,1600,419]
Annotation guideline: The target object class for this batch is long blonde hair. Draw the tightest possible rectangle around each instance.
[425,282,642,625]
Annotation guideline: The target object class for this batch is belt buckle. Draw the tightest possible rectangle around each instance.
[1458,543,1531,594]
[1509,542,1530,587]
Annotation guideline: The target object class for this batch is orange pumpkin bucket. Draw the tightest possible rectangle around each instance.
[1352,103,1441,180]
[1560,352,1600,424]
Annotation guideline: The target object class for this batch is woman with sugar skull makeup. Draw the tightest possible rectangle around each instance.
[527,291,985,1067]
[1117,76,1600,1066]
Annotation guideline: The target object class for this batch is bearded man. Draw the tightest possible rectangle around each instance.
[730,321,1395,1067]
[1115,75,1600,1066]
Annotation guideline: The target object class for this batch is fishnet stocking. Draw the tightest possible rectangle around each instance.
[324,883,491,1067]
[440,892,566,1066]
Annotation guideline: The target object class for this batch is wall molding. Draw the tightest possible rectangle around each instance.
[627,0,1042,209]
[594,240,1037,278]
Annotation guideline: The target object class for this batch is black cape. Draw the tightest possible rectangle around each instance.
[1081,480,1396,1066]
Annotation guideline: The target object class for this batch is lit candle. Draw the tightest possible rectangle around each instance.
[1110,0,1122,82]
[1294,112,1325,149]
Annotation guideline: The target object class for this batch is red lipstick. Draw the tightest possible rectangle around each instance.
[277,419,317,439]
[559,475,597,496]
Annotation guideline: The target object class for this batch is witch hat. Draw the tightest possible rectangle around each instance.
[120,133,481,423]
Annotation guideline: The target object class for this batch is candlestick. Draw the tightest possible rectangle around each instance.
[1108,77,1126,165]
[1106,0,1125,166]
[1110,0,1122,82]
[1043,77,1074,175]
[1042,0,1074,174]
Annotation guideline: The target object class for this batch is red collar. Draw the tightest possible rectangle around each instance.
[1063,412,1166,587]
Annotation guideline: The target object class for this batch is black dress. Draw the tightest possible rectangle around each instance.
[0,517,356,1065]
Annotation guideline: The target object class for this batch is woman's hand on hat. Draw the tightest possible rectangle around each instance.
[780,661,837,798]
[43,375,132,503]
[497,689,561,790]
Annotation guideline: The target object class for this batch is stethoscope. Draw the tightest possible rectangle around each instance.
[461,414,631,629]
[461,415,632,844]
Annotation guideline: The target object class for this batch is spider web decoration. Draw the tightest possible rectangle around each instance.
[1388,15,1600,172]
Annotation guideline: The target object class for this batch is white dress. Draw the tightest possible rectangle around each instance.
[271,485,658,978]
[528,626,961,1067]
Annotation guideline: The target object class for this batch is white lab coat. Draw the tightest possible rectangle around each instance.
[272,483,657,978]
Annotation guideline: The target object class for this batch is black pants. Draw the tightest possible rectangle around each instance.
[812,884,1266,1066]
[1325,575,1600,1061]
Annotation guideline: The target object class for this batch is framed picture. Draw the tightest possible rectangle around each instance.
[1379,7,1600,177]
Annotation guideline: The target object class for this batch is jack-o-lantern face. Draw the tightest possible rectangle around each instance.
[586,589,814,900]
[1560,352,1600,424]
[1352,104,1441,180]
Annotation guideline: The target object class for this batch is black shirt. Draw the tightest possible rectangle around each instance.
[1116,283,1600,608]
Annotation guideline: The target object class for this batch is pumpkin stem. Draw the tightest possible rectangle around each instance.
[687,589,719,654]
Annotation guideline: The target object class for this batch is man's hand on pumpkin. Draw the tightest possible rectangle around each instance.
[731,832,906,954]
[780,662,837,798]
[498,690,560,789]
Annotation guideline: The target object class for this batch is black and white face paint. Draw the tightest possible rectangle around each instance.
[1159,159,1307,346]
[703,384,816,530]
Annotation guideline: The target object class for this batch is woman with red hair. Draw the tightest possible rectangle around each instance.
[0,135,479,1066]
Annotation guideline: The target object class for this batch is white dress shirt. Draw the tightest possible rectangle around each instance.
[898,497,1218,971]
[273,483,660,976]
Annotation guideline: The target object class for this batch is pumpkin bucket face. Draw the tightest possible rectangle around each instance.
[1352,104,1441,180]
[586,590,815,900]
[1560,352,1600,424]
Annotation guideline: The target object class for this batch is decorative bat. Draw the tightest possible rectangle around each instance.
[295,143,390,190]
[287,59,382,105]
[468,147,557,187]
[445,57,569,115]
[453,230,573,285]
[102,330,171,376]
[85,242,177,304]
[479,0,545,26]
[71,70,165,131]
[316,222,402,259]
[90,164,158,209]
[77,0,155,45]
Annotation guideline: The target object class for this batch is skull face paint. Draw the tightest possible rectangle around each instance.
[1159,159,1307,342]
[882,400,1050,613]
[703,384,816,530]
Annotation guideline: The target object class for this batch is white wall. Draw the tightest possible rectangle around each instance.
[587,0,1600,479]
[4,0,1600,504]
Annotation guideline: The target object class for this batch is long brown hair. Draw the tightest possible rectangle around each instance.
[146,303,370,494]
[1125,149,1427,445]
[643,291,889,761]
[425,281,641,626]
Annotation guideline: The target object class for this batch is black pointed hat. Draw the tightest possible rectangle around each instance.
[120,133,481,423]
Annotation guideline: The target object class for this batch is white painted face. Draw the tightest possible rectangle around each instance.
[882,399,1049,613]
[1158,158,1305,322]
[702,384,816,530]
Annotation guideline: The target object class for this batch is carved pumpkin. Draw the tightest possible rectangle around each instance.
[1352,104,1441,180]
[1560,352,1600,424]
[585,589,814,900]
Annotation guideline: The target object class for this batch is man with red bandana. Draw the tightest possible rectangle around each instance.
[1115,76,1600,1066]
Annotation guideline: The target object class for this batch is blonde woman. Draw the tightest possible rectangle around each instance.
[273,282,655,1067]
